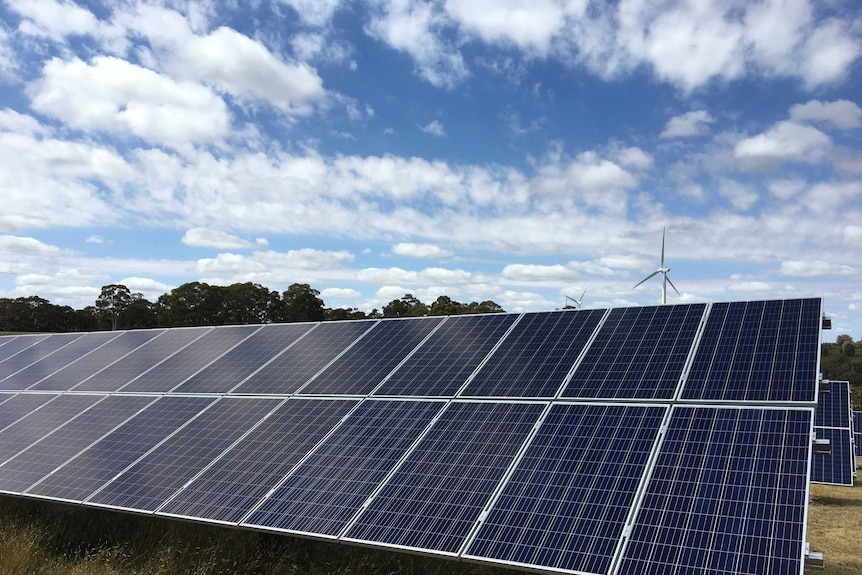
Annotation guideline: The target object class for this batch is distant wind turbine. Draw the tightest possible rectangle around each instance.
[564,289,587,310]
[632,227,680,305]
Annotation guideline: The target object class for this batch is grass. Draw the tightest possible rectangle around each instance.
[1,476,860,575]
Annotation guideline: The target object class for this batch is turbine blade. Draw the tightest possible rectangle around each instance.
[666,275,681,296]
[661,226,666,267]
[633,270,660,289]
[579,288,587,302]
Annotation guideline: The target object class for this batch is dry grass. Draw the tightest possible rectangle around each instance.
[807,469,862,574]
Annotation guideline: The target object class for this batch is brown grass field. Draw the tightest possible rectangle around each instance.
[0,474,858,575]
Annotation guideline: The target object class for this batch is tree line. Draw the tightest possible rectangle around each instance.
[0,282,505,333]
[820,334,862,408]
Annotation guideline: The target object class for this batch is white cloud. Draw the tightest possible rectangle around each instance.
[789,99,862,129]
[501,263,578,282]
[718,179,759,211]
[182,228,255,249]
[392,242,453,258]
[278,0,344,26]
[0,28,17,82]
[420,119,446,136]
[320,287,361,299]
[767,178,806,200]
[779,260,855,277]
[86,235,106,244]
[660,110,716,138]
[734,121,831,170]
[0,109,49,135]
[11,0,102,41]
[27,56,230,147]
[615,146,653,169]
[844,226,862,245]
[196,253,268,275]
[0,235,64,256]
[358,266,475,285]
[799,18,861,88]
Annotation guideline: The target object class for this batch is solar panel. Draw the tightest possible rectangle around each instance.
[157,398,358,524]
[32,329,165,391]
[343,401,544,555]
[74,328,211,391]
[372,314,519,397]
[0,333,84,381]
[0,332,120,390]
[88,397,279,511]
[0,393,59,432]
[811,427,855,486]
[562,304,705,399]
[0,394,103,464]
[232,322,375,395]
[682,298,821,402]
[299,317,445,395]
[243,399,445,537]
[0,334,50,365]
[854,411,862,458]
[172,324,315,394]
[0,395,156,494]
[461,309,606,398]
[814,381,851,428]
[616,406,811,575]
[120,325,261,392]
[464,403,666,575]
[25,396,216,502]
[0,392,13,406]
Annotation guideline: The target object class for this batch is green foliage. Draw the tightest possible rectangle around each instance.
[820,334,862,409]
[383,294,429,318]
[0,296,95,333]
[280,283,325,322]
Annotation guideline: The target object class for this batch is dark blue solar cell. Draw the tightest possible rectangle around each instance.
[461,309,605,398]
[465,403,666,574]
[89,397,279,511]
[34,330,165,391]
[814,381,851,428]
[0,335,50,365]
[0,334,84,381]
[243,399,444,536]
[682,298,821,402]
[1,332,121,391]
[616,407,811,575]
[120,325,261,392]
[344,401,544,554]
[854,411,862,458]
[75,328,212,391]
[232,322,375,395]
[0,396,156,494]
[158,398,358,524]
[0,394,58,432]
[811,426,855,486]
[173,324,316,393]
[563,303,705,399]
[0,393,13,406]
[373,314,519,397]
[299,317,445,395]
[25,396,216,503]
[0,394,103,464]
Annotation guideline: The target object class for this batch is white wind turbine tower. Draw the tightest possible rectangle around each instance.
[632,227,680,305]
[564,289,587,310]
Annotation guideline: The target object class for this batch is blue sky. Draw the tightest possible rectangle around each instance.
[1,0,861,336]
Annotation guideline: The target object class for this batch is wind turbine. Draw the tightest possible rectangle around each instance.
[564,289,587,310]
[633,227,680,305]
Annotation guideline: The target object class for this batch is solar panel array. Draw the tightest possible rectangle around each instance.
[812,381,855,485]
[0,298,824,575]
[854,411,862,459]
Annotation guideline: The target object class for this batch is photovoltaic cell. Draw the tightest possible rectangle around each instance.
[0,394,103,464]
[811,427,855,486]
[299,317,445,395]
[0,393,13,406]
[243,399,444,536]
[461,309,605,398]
[373,314,519,397]
[25,396,216,502]
[616,406,811,575]
[0,332,121,391]
[173,324,315,394]
[0,333,84,381]
[563,304,705,399]
[120,325,261,392]
[89,397,278,511]
[0,395,156,494]
[74,328,211,391]
[854,411,862,457]
[232,322,375,395]
[158,398,358,524]
[814,381,851,428]
[0,394,58,431]
[464,404,666,575]
[33,330,165,391]
[682,298,821,402]
[0,335,49,364]
[344,401,544,555]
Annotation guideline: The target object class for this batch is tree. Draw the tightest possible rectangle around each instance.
[121,294,158,329]
[325,307,369,321]
[221,282,281,324]
[156,282,225,327]
[429,295,463,316]
[95,284,133,330]
[383,294,428,318]
[463,300,505,314]
[281,283,325,322]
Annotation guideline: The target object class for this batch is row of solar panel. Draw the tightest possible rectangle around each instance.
[812,381,856,486]
[0,298,822,402]
[0,392,811,575]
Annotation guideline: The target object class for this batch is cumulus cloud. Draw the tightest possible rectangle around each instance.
[779,260,855,276]
[789,99,862,129]
[392,242,453,258]
[11,0,104,41]
[420,120,446,136]
[502,263,579,282]
[320,287,362,299]
[278,0,344,26]
[660,110,716,138]
[615,147,654,169]
[182,228,255,249]
[734,121,831,170]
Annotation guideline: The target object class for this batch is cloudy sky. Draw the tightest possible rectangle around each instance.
[1,0,861,336]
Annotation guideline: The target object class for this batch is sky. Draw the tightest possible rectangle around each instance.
[0,0,861,337]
